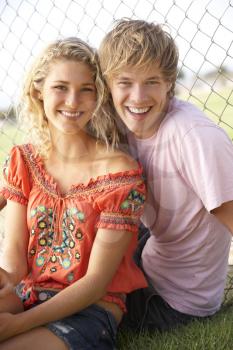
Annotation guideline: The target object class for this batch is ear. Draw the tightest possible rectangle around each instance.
[38,91,43,101]
[32,80,43,101]
[32,88,43,101]
[166,81,172,92]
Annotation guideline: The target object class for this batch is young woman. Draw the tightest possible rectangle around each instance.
[0,37,147,349]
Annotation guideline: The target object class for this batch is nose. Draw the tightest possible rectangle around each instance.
[65,91,80,108]
[130,84,147,104]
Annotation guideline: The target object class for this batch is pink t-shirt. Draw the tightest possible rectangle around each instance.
[128,97,233,317]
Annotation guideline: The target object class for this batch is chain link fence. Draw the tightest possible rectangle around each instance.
[0,0,233,266]
[0,0,233,160]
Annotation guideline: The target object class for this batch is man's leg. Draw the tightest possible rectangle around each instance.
[133,223,150,265]
[122,281,202,332]
[122,224,202,332]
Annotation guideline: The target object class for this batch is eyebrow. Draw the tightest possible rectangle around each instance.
[52,80,95,86]
[146,76,162,80]
[116,75,162,81]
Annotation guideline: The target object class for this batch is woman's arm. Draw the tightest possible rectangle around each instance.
[0,195,6,211]
[0,200,29,293]
[2,227,133,339]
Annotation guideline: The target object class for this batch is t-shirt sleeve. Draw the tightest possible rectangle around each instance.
[94,171,146,233]
[1,146,31,205]
[180,125,233,211]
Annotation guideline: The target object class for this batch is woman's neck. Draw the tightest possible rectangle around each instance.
[49,130,96,164]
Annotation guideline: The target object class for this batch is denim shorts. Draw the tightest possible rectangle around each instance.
[46,303,118,350]
[17,288,118,350]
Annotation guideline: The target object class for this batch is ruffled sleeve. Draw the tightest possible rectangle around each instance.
[93,167,148,294]
[94,168,146,233]
[1,145,31,205]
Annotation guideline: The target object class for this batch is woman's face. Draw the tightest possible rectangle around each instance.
[40,59,97,136]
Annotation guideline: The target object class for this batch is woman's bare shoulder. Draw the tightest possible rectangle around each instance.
[102,148,139,174]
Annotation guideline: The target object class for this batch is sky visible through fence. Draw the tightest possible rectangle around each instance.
[0,0,233,167]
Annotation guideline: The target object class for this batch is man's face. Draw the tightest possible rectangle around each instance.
[109,63,172,139]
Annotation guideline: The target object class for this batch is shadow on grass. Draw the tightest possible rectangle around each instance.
[118,305,233,350]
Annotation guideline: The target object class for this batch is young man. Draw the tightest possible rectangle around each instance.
[98,18,233,332]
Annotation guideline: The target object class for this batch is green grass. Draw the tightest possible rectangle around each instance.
[118,307,233,350]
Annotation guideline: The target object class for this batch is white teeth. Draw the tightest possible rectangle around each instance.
[61,111,81,118]
[128,107,150,114]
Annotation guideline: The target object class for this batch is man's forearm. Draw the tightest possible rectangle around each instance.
[211,200,233,235]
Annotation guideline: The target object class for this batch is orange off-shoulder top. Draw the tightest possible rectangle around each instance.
[1,144,147,311]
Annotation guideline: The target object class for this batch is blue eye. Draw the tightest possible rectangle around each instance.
[118,81,131,86]
[81,87,95,92]
[146,80,159,85]
[54,85,67,91]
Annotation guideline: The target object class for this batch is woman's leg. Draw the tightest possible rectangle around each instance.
[0,327,68,350]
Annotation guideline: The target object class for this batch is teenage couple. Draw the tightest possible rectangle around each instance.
[0,19,232,350]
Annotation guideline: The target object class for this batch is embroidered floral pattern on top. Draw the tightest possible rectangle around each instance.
[121,189,146,212]
[29,205,85,278]
[1,144,147,311]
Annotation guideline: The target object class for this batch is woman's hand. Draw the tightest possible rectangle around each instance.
[0,267,14,298]
[0,312,22,342]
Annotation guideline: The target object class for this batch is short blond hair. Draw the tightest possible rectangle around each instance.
[99,18,179,97]
[19,37,119,157]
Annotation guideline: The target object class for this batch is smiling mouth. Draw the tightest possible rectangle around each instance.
[126,106,152,119]
[60,111,82,119]
[127,106,151,114]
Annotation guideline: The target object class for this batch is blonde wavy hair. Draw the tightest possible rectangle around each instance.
[18,37,119,157]
[99,18,179,98]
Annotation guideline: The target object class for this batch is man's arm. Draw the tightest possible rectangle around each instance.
[211,200,233,235]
